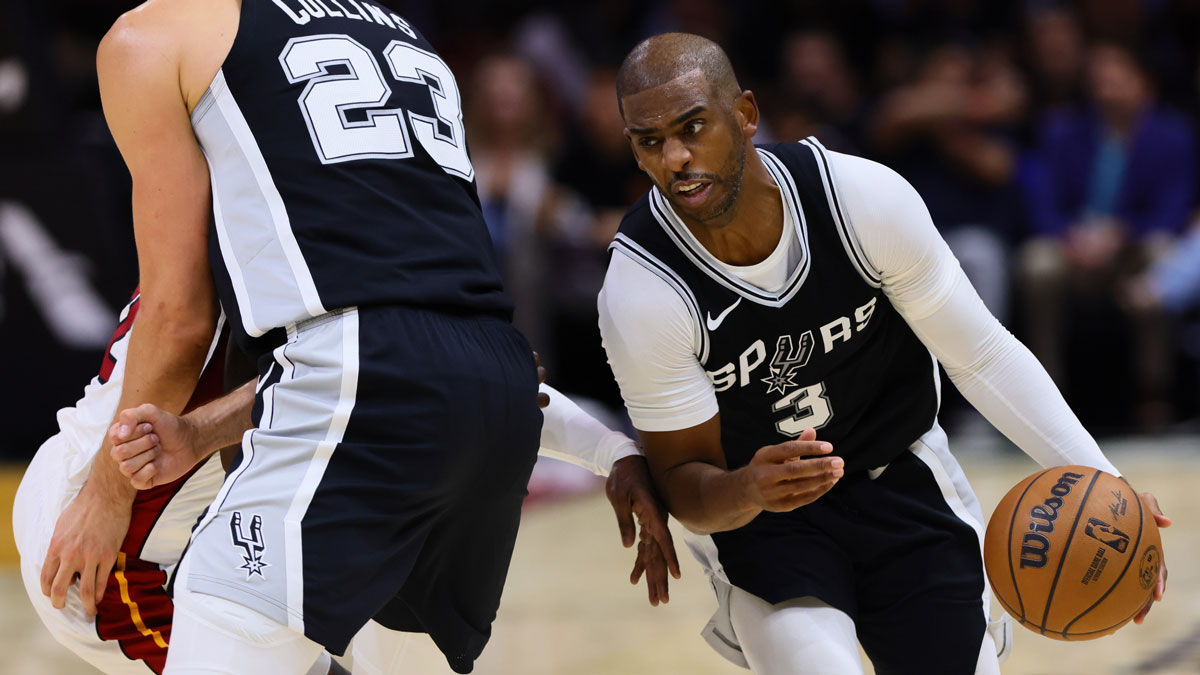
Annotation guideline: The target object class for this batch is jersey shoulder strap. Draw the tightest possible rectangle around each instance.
[772,138,882,287]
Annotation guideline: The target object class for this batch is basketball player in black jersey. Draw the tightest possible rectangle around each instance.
[599,33,1169,673]
[44,1,572,673]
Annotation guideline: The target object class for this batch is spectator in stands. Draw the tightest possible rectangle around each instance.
[868,40,1027,323]
[1023,5,1086,111]
[466,54,563,360]
[550,68,649,405]
[1017,42,1197,429]
[772,30,864,153]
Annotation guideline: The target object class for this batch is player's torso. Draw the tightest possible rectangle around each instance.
[613,140,939,474]
[189,0,510,344]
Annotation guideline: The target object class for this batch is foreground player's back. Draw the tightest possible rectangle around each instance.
[186,0,509,343]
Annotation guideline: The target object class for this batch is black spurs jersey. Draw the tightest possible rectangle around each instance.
[611,139,940,475]
[191,0,510,350]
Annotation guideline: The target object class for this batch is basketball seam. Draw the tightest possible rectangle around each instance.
[1038,469,1101,635]
[1056,601,1147,640]
[1006,468,1051,622]
[1061,478,1146,636]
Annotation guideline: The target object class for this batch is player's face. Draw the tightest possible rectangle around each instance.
[622,71,753,225]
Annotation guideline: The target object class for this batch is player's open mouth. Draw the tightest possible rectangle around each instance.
[672,180,712,204]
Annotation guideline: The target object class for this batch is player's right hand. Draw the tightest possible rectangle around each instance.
[741,428,843,512]
[109,404,202,489]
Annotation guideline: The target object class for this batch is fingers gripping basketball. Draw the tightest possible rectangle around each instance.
[983,467,1163,641]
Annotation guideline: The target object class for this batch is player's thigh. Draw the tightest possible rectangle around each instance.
[854,446,989,674]
[856,587,986,675]
[166,587,325,675]
[727,586,863,675]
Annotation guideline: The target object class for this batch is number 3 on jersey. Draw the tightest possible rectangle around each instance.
[279,35,473,180]
[773,382,833,436]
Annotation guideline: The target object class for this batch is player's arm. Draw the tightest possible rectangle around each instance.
[638,421,839,535]
[39,7,217,616]
[111,380,254,489]
[537,383,641,476]
[598,255,843,538]
[828,150,1169,621]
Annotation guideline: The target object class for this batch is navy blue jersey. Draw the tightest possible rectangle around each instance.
[611,139,940,475]
[191,0,510,350]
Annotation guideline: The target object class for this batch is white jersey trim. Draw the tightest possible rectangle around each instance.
[610,233,709,364]
[283,309,360,633]
[646,149,812,307]
[215,72,327,320]
[800,137,883,288]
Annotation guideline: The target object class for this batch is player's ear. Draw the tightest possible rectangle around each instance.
[623,128,647,171]
[733,90,758,140]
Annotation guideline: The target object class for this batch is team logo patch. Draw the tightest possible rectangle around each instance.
[761,332,814,395]
[1083,517,1130,553]
[1138,546,1161,591]
[230,511,270,580]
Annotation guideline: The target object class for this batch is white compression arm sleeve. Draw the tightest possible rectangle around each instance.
[538,384,640,477]
[829,150,1119,476]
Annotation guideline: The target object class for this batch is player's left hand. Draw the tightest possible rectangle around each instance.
[1133,491,1170,624]
[41,483,132,615]
[607,455,681,606]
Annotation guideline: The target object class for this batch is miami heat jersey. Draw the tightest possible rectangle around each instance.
[610,139,940,475]
[190,0,510,349]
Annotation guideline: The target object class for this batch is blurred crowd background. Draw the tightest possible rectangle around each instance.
[2,0,1200,461]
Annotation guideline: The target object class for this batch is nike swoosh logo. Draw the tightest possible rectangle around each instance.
[706,298,742,331]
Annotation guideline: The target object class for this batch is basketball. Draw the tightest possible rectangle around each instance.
[983,466,1162,641]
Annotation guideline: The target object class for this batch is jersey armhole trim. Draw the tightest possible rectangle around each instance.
[800,137,883,288]
[610,234,709,364]
[190,70,224,125]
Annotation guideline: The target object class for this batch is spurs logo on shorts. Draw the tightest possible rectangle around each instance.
[230,512,269,579]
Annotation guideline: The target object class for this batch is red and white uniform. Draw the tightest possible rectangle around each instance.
[12,290,228,675]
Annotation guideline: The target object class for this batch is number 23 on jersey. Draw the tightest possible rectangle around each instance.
[279,35,473,180]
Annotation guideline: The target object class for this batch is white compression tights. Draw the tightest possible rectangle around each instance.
[727,586,1001,675]
[164,588,330,675]
[166,586,417,675]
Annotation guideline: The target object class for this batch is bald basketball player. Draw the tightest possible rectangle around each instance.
[598,33,1169,674]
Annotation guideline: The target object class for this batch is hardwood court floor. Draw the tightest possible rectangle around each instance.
[1,437,1197,674]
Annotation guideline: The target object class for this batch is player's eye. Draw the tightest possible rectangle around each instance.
[638,137,660,148]
[684,120,704,135]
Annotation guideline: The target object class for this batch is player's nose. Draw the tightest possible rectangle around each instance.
[662,137,691,173]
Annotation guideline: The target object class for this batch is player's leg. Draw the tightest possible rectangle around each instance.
[350,620,418,675]
[172,307,540,671]
[853,425,1000,675]
[370,310,542,673]
[14,434,167,675]
[165,582,325,674]
[727,586,864,675]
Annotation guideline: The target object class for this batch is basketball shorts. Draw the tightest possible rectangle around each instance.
[177,305,542,674]
[691,423,1012,674]
[13,430,225,674]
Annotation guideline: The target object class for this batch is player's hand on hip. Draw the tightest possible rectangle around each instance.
[743,428,843,512]
[109,404,201,490]
[1134,491,1170,624]
[607,454,681,605]
[40,486,132,615]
